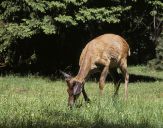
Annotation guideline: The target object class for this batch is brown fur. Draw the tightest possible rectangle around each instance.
[64,33,130,106]
[74,34,130,82]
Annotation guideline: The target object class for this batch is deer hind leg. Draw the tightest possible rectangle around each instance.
[119,59,129,100]
[110,68,121,96]
[99,61,110,96]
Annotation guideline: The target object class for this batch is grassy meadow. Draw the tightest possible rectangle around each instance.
[0,66,163,128]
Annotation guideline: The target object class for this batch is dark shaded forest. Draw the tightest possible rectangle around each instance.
[0,0,162,75]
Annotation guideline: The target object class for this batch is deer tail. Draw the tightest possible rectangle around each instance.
[128,48,131,56]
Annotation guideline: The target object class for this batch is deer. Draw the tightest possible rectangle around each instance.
[60,33,130,107]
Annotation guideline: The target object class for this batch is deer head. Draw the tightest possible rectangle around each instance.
[60,71,84,107]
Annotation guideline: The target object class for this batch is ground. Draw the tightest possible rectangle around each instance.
[0,66,163,128]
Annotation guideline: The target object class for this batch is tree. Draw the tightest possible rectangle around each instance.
[147,0,163,70]
[148,32,163,70]
[0,0,162,73]
[0,0,131,70]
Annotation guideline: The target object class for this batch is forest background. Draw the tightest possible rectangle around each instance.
[0,0,162,75]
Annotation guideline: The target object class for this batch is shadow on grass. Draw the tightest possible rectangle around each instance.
[0,120,153,128]
[128,74,163,83]
[0,109,154,128]
[49,73,163,83]
[104,73,163,83]
[55,67,163,83]
[91,118,153,128]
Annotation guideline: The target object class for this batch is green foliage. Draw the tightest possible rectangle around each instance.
[0,0,162,69]
[148,32,163,70]
[146,0,163,70]
[75,7,129,23]
[54,15,77,26]
[0,0,132,67]
[148,0,163,7]
[148,0,163,21]
[0,0,130,48]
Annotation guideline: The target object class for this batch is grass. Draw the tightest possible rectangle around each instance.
[0,66,163,128]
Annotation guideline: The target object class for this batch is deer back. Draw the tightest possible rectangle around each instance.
[79,34,130,69]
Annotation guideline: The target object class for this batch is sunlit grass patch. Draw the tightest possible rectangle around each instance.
[0,66,163,128]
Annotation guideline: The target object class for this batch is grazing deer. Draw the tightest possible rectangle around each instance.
[61,33,130,107]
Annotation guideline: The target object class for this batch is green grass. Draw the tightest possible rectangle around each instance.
[0,66,163,128]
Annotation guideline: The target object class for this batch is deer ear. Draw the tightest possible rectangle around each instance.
[59,70,72,80]
[73,82,83,95]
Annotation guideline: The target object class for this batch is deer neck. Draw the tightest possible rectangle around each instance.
[75,56,91,83]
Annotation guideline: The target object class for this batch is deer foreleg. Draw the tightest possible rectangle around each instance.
[82,86,90,102]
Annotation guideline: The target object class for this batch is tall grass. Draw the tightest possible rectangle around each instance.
[0,66,163,128]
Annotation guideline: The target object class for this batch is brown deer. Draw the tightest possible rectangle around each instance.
[61,33,130,107]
